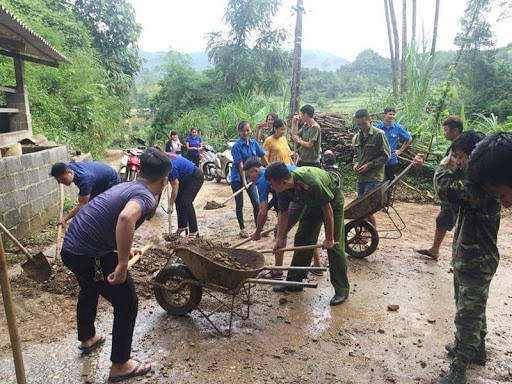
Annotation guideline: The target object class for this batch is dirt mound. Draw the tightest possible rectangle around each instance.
[204,201,225,210]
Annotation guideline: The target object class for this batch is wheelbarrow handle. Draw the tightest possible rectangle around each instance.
[127,244,153,270]
[221,182,253,206]
[266,266,327,271]
[259,242,339,254]
[245,278,318,289]
[230,227,274,248]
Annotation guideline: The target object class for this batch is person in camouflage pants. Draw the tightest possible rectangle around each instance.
[433,131,501,384]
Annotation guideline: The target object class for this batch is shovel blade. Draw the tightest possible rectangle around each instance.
[21,252,51,282]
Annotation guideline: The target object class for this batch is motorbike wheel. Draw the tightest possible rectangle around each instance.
[345,220,379,258]
[326,168,343,190]
[225,163,232,185]
[203,163,215,181]
[146,191,162,220]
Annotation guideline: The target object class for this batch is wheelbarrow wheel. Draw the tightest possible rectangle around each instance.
[345,220,379,258]
[154,263,202,316]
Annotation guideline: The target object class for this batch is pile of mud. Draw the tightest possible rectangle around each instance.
[204,201,225,210]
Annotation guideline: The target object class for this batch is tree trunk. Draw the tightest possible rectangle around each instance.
[400,0,407,93]
[389,0,400,98]
[412,0,417,41]
[384,0,398,97]
[431,0,441,55]
[289,0,304,120]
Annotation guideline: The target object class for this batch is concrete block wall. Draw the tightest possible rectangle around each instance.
[0,145,73,241]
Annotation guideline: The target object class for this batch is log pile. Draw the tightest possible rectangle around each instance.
[314,112,355,163]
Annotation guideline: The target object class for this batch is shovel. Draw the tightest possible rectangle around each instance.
[0,221,51,283]
[259,242,339,254]
[204,182,253,210]
[127,244,153,270]
[55,184,64,260]
[167,183,172,235]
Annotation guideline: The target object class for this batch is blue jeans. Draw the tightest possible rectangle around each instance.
[356,181,380,197]
[231,180,259,230]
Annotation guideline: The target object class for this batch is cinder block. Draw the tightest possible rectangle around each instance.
[28,213,43,232]
[38,167,50,183]
[0,159,7,179]
[26,184,39,201]
[27,168,39,183]
[20,153,35,169]
[14,171,29,190]
[0,192,14,214]
[31,197,44,215]
[31,152,45,168]
[19,203,31,221]
[14,221,30,240]
[48,188,59,202]
[4,208,20,228]
[13,189,27,206]
[41,150,51,164]
[0,177,8,193]
[5,156,22,175]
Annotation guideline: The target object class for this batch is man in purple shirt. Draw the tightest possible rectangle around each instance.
[61,148,171,382]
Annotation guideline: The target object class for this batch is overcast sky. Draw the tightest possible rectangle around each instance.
[128,0,511,61]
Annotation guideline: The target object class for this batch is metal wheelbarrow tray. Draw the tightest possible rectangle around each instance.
[149,246,325,336]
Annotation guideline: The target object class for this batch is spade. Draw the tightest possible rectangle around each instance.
[0,221,51,283]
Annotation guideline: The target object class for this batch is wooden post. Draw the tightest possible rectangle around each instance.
[0,237,27,383]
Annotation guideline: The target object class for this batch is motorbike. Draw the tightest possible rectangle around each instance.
[118,138,161,220]
[118,138,147,182]
[199,144,217,181]
[214,141,235,184]
[320,150,343,189]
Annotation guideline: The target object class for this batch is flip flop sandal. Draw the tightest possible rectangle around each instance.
[415,249,439,260]
[78,335,105,355]
[270,271,284,280]
[108,359,151,383]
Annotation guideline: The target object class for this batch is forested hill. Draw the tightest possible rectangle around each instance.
[138,48,350,75]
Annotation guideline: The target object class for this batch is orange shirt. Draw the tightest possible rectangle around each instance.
[263,135,293,165]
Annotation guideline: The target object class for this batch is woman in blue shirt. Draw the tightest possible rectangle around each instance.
[167,153,204,238]
[185,127,202,167]
[231,121,268,238]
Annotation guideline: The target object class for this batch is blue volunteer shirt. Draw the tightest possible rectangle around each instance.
[231,138,266,183]
[167,154,196,182]
[375,122,411,165]
[62,180,155,257]
[185,135,202,157]
[68,161,120,198]
[257,165,298,203]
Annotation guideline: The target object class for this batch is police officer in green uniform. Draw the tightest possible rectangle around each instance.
[291,104,322,167]
[434,131,500,384]
[264,162,349,306]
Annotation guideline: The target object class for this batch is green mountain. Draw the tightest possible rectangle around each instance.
[137,48,350,78]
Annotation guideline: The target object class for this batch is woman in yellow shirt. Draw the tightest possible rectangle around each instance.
[263,119,294,165]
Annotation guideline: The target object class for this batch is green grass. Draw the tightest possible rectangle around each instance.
[318,96,370,113]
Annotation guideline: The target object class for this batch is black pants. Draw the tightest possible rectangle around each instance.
[385,164,396,182]
[231,180,259,230]
[61,251,138,364]
[175,168,204,233]
[187,154,200,167]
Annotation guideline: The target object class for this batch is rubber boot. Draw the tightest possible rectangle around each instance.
[435,363,467,384]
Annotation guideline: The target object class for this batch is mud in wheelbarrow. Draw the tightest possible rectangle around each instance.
[149,246,325,336]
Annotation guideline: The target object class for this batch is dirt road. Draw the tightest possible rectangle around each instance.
[0,156,511,383]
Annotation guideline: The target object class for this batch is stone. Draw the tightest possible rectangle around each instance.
[387,304,400,311]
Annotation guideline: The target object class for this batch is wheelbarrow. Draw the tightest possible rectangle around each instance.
[149,245,326,336]
[344,163,414,258]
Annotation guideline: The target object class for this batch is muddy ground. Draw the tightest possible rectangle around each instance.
[0,151,511,383]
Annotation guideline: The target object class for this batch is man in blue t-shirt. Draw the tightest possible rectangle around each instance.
[166,153,204,237]
[375,107,413,181]
[51,161,120,227]
[60,148,171,382]
[243,158,322,279]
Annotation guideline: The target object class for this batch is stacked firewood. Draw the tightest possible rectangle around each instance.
[314,112,356,163]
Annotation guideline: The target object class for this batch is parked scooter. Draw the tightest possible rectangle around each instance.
[118,138,147,182]
[199,144,217,181]
[320,150,343,189]
[214,141,235,184]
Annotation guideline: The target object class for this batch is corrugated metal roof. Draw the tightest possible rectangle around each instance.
[0,5,71,65]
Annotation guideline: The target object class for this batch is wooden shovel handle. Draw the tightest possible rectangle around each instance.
[230,227,274,248]
[56,184,64,257]
[0,221,32,259]
[260,242,339,254]
[221,182,252,205]
[127,244,152,270]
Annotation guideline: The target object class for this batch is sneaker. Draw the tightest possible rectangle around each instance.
[239,229,249,238]
[435,363,467,384]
